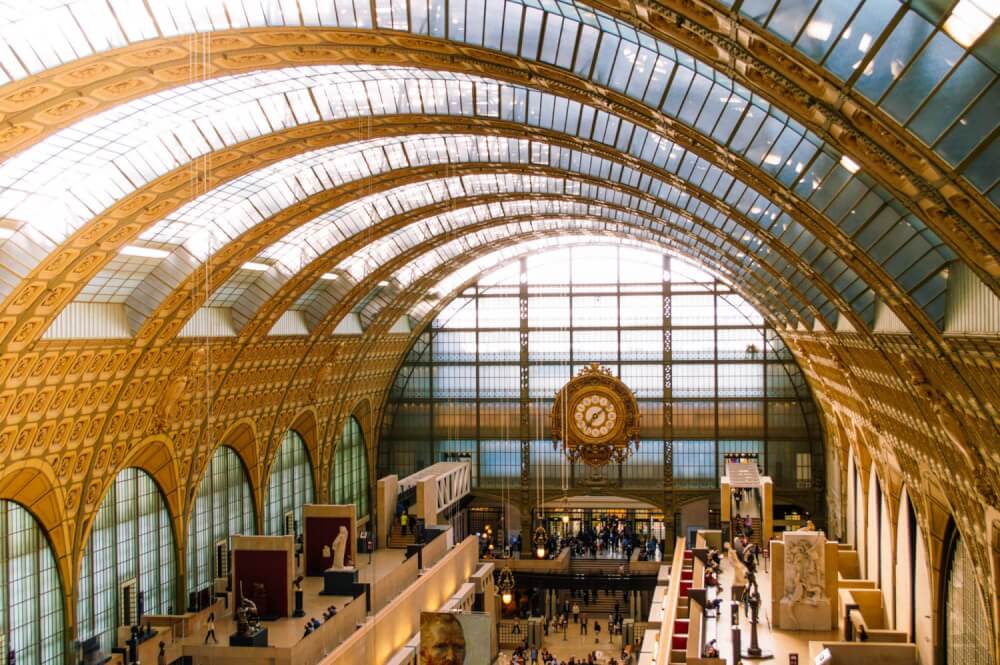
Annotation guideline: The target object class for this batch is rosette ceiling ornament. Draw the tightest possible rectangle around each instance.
[551,364,641,467]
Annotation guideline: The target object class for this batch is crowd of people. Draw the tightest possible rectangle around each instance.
[536,590,629,642]
[504,645,633,665]
[301,605,338,637]
[481,517,665,562]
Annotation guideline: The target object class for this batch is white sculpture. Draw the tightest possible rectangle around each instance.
[329,526,348,570]
[778,532,831,630]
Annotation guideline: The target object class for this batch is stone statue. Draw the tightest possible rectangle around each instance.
[778,532,830,630]
[329,526,348,570]
[235,585,261,636]
[783,538,824,604]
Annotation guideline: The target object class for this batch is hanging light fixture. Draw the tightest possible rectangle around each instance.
[534,524,548,559]
[497,565,516,605]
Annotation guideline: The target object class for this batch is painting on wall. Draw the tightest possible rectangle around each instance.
[419,612,492,665]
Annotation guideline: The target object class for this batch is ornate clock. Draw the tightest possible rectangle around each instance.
[551,363,641,467]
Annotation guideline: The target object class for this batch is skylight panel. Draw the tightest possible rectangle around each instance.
[945,0,998,47]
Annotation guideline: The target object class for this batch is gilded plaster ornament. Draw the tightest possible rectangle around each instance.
[153,347,206,433]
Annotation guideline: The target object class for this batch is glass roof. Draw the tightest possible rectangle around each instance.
[82,132,835,326]
[285,211,802,324]
[359,233,742,326]
[213,186,811,329]
[0,0,994,204]
[729,0,999,202]
[354,233,671,325]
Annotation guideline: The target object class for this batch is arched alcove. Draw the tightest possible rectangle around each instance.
[76,468,176,653]
[264,430,316,536]
[186,445,256,599]
[0,500,65,665]
[940,522,994,665]
[331,416,370,520]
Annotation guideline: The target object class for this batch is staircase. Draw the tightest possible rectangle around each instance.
[731,517,763,550]
[562,589,628,619]
[669,549,694,664]
[569,556,629,576]
[388,524,416,548]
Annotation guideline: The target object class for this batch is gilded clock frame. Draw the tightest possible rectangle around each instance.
[551,363,641,467]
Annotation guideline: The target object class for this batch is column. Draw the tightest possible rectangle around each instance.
[662,255,674,545]
[519,257,531,553]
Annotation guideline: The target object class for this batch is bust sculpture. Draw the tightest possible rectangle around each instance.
[329,526,348,570]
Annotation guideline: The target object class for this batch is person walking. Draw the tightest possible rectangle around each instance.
[204,612,218,644]
[594,621,601,644]
[400,512,409,535]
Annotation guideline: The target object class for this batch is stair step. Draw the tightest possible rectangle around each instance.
[388,524,417,548]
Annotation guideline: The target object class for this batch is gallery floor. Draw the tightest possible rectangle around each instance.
[499,550,839,663]
[175,548,407,648]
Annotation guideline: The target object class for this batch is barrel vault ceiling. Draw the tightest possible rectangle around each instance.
[0,0,997,640]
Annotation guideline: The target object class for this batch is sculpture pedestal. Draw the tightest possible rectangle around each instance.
[229,628,268,647]
[320,568,358,595]
[778,598,832,630]
[293,589,305,617]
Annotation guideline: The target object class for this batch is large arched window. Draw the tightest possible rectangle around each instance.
[186,446,255,596]
[77,468,175,653]
[331,417,370,519]
[264,430,315,535]
[0,501,64,665]
[943,529,994,665]
[382,246,822,497]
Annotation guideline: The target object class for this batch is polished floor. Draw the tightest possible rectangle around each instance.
[176,548,407,648]
[499,545,840,663]
[709,548,840,662]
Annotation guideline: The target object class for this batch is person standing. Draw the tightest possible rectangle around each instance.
[572,602,580,623]
[594,621,601,644]
[204,612,218,644]
[157,642,167,665]
[400,512,409,535]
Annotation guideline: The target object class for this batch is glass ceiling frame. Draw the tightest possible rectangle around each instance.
[258,197,811,324]
[298,215,808,331]
[356,233,778,336]
[0,44,971,342]
[4,67,878,328]
[235,192,832,340]
[330,226,787,334]
[206,175,829,332]
[79,128,850,330]
[0,0,993,210]
[64,113,920,338]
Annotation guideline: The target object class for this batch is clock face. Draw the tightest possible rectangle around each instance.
[571,391,621,441]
